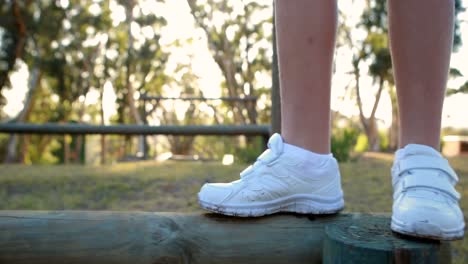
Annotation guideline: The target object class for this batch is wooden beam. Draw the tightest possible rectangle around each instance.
[0,123,271,136]
[0,211,331,264]
[0,211,450,264]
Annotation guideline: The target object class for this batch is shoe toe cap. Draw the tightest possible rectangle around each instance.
[198,183,233,204]
[393,194,464,231]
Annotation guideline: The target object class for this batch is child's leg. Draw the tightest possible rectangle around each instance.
[276,0,337,154]
[388,0,464,240]
[198,0,343,217]
[389,0,454,149]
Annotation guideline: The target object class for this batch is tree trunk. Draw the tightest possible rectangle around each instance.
[367,117,380,152]
[73,95,88,164]
[355,69,384,152]
[63,135,70,164]
[100,38,112,165]
[366,78,385,152]
[169,136,195,155]
[74,135,83,164]
[37,136,52,161]
[125,0,145,158]
[19,134,30,163]
[100,86,107,165]
[4,66,41,163]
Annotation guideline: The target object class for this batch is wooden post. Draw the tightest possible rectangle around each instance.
[0,212,452,264]
[323,214,451,264]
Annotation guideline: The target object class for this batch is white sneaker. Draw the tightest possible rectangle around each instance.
[198,133,344,217]
[391,144,465,240]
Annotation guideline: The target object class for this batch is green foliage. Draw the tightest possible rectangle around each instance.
[354,133,369,153]
[448,81,468,96]
[354,131,390,153]
[0,134,8,161]
[25,135,61,164]
[360,0,392,84]
[234,137,265,164]
[442,127,468,136]
[0,0,172,163]
[331,128,359,162]
[378,130,389,151]
[454,0,465,51]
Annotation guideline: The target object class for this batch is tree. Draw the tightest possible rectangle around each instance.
[342,0,464,151]
[3,1,66,163]
[187,0,272,125]
[0,0,28,112]
[107,0,168,159]
[447,0,467,96]
[358,0,392,151]
[338,1,389,152]
[1,0,171,163]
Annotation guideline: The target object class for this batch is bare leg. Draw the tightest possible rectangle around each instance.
[199,0,344,217]
[388,0,454,150]
[275,0,337,154]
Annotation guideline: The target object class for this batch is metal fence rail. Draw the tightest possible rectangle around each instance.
[0,123,271,136]
[140,95,258,102]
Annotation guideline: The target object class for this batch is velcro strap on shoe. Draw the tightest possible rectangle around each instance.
[240,165,254,178]
[394,171,461,200]
[240,149,278,179]
[396,156,458,182]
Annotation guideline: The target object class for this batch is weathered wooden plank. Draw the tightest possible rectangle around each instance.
[0,124,271,136]
[0,212,452,264]
[323,214,451,264]
[0,211,339,264]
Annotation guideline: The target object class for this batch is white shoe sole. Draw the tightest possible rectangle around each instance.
[198,193,344,217]
[391,217,465,240]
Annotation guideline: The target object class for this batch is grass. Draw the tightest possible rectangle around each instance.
[0,153,467,263]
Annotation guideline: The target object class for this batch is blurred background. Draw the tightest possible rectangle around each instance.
[1,0,468,262]
[0,0,467,164]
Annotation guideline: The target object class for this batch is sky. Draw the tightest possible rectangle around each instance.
[2,0,468,129]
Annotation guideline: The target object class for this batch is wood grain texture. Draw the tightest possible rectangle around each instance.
[0,212,451,264]
[0,211,341,264]
[323,214,451,264]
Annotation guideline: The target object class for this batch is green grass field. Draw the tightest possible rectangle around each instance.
[0,153,467,263]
